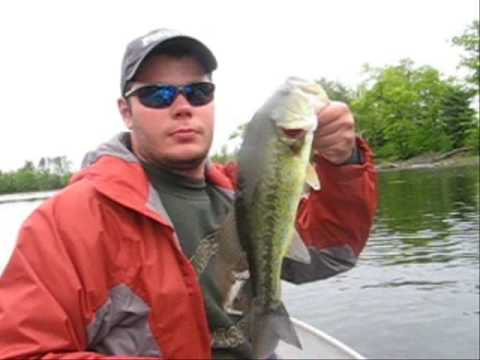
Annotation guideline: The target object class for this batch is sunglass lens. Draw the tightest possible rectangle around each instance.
[133,83,214,108]
[137,86,177,108]
[186,83,215,106]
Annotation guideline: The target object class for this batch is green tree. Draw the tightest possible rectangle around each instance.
[21,160,35,172]
[439,83,477,148]
[351,59,474,159]
[37,156,72,175]
[452,19,480,94]
[0,156,72,194]
[51,156,72,176]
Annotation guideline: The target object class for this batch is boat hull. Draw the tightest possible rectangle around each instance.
[276,318,365,359]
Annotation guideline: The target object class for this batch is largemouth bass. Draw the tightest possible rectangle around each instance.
[236,77,329,357]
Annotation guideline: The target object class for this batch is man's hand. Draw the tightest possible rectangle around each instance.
[313,101,356,165]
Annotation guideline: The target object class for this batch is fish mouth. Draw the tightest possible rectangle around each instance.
[281,128,307,139]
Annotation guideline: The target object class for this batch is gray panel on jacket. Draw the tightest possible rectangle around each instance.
[282,244,357,284]
[87,284,162,356]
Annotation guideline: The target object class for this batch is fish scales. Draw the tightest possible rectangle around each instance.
[247,138,309,307]
[232,77,328,357]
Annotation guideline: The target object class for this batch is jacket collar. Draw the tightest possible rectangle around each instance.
[71,132,235,226]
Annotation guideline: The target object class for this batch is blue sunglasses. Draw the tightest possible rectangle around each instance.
[124,82,215,109]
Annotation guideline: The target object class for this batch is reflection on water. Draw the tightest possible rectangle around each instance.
[360,280,458,290]
[0,166,479,359]
[284,165,479,359]
[366,166,479,269]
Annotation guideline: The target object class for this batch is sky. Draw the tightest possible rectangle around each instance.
[0,0,478,172]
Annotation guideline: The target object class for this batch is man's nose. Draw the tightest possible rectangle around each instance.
[171,94,193,119]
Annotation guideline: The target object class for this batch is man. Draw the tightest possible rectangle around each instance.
[0,28,377,359]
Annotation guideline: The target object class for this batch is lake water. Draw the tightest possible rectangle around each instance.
[0,165,478,359]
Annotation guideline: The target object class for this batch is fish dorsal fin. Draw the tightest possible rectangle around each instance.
[305,163,321,191]
[286,229,311,264]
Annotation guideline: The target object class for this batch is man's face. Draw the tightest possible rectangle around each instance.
[118,55,214,173]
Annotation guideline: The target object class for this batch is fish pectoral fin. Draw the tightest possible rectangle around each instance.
[305,162,321,191]
[286,229,312,264]
[250,301,302,358]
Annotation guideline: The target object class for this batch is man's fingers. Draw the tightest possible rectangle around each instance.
[315,114,354,138]
[313,101,357,164]
[315,120,339,137]
[317,101,351,127]
[315,138,355,164]
[315,129,354,151]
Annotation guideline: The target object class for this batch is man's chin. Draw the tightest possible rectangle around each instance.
[161,150,209,171]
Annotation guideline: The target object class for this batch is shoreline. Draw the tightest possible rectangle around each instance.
[375,150,479,172]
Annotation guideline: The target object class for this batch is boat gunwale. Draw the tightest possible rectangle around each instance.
[290,317,366,359]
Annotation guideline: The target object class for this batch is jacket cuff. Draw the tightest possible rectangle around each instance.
[313,137,375,183]
[340,144,364,165]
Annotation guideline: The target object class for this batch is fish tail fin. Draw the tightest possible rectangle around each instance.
[247,300,302,358]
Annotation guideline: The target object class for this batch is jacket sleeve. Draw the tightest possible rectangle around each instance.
[282,137,378,284]
[0,196,158,359]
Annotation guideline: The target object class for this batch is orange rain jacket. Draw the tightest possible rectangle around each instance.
[0,133,378,359]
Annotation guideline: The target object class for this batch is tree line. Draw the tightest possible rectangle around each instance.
[2,21,478,194]
[0,157,72,195]
[213,19,479,162]
[354,19,478,159]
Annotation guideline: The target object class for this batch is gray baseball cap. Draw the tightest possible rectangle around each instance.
[120,28,218,94]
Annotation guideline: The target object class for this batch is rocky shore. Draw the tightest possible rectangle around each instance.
[375,148,479,171]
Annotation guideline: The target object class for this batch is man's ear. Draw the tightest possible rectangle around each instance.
[118,97,133,129]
